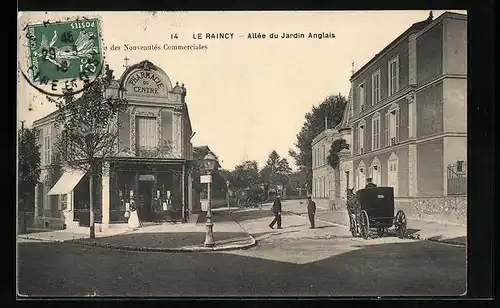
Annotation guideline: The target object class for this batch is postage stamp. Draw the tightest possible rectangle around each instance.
[21,16,105,96]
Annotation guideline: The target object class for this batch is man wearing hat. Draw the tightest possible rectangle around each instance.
[306,196,316,229]
[269,195,283,229]
[365,178,377,188]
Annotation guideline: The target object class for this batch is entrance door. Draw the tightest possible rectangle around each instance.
[388,159,399,197]
[138,181,154,222]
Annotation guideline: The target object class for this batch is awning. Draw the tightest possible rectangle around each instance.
[47,169,86,195]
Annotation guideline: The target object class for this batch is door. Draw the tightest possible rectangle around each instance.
[138,181,154,221]
[388,160,399,196]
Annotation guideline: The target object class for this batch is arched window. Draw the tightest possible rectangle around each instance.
[386,103,400,146]
[369,157,381,186]
[387,152,399,196]
[356,161,366,190]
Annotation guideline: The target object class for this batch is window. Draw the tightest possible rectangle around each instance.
[372,113,380,150]
[372,70,381,105]
[358,120,365,154]
[319,147,323,167]
[357,162,366,191]
[358,82,365,111]
[59,194,67,210]
[386,104,400,146]
[137,117,157,147]
[323,144,326,166]
[324,176,327,197]
[43,128,51,165]
[370,158,381,185]
[388,56,400,96]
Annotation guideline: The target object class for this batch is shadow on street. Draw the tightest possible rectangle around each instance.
[62,231,248,249]
[17,237,466,297]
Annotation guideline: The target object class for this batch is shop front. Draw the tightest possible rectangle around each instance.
[108,159,190,224]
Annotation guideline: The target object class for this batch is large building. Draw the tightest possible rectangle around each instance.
[312,12,467,224]
[32,60,196,231]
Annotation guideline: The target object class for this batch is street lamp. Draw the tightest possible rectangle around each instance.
[202,152,218,247]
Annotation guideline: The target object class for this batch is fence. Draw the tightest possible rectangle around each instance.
[447,161,467,195]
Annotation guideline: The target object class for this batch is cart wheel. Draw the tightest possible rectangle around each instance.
[360,210,370,239]
[349,215,358,237]
[377,228,385,237]
[395,210,407,239]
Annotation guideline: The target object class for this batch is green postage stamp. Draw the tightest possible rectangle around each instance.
[26,18,104,84]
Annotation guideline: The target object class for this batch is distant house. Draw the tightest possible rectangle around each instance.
[312,12,467,224]
[32,60,195,231]
[191,145,223,212]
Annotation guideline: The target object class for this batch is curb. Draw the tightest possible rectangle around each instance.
[18,235,86,243]
[286,210,467,247]
[18,235,257,252]
[18,219,258,253]
[67,236,257,252]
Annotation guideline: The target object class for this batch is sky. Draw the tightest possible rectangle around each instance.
[17,10,466,171]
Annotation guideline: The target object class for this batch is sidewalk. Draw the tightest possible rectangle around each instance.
[282,199,467,246]
[18,210,256,252]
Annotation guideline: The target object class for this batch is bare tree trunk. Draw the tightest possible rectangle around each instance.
[89,173,95,239]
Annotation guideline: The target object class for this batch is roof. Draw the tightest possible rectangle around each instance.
[335,84,353,131]
[32,109,59,127]
[350,13,434,81]
[193,145,221,168]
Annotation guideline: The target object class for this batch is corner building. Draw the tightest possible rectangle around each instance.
[32,60,195,231]
[313,12,467,224]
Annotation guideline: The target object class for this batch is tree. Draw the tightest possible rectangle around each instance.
[287,167,309,197]
[47,68,128,238]
[327,139,349,169]
[18,128,41,212]
[192,146,227,200]
[260,149,292,188]
[289,93,347,193]
[229,160,260,204]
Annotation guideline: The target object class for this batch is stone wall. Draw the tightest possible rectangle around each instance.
[396,196,467,225]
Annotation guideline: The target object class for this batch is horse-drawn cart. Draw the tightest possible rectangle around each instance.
[347,187,407,239]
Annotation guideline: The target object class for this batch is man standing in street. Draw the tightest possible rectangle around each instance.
[307,196,316,229]
[269,196,282,229]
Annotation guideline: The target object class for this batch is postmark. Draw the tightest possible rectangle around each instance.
[19,16,105,97]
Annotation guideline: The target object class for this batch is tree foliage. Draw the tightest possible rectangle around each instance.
[289,93,347,192]
[47,73,128,174]
[45,67,128,238]
[327,139,349,169]
[259,150,292,186]
[192,146,227,198]
[18,128,41,210]
[288,167,309,190]
[229,160,260,193]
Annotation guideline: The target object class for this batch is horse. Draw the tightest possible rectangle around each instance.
[346,188,361,235]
